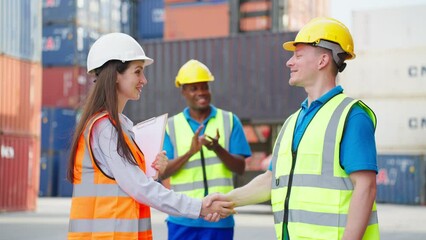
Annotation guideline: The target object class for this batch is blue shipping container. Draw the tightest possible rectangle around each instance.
[42,24,91,66]
[137,0,164,40]
[57,150,73,197]
[0,0,42,62]
[376,154,426,205]
[42,0,76,23]
[39,150,59,197]
[41,107,77,151]
[121,0,134,35]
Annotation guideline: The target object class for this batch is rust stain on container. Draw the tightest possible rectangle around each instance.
[0,134,40,212]
[0,55,42,136]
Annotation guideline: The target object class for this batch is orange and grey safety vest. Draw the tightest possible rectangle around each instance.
[68,112,152,240]
[166,109,234,198]
[270,94,380,240]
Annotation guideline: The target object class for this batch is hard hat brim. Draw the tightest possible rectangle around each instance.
[136,56,154,67]
[175,78,213,88]
[283,41,296,51]
[87,56,154,73]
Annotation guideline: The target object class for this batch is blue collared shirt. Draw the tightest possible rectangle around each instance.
[269,86,378,175]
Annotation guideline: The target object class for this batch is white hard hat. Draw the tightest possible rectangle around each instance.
[87,32,153,73]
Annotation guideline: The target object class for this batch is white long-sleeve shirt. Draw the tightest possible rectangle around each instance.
[89,113,201,218]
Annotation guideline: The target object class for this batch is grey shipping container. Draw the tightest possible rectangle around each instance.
[0,0,42,62]
[376,154,426,205]
[124,31,305,123]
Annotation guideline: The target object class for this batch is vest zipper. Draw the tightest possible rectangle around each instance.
[283,151,297,239]
[199,148,209,196]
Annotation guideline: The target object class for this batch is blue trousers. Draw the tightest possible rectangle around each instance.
[167,221,234,240]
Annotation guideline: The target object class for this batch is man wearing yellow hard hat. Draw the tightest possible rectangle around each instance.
[207,17,380,240]
[159,59,252,240]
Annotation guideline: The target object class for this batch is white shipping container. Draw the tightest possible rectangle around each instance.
[361,97,426,154]
[340,47,426,98]
[353,5,426,51]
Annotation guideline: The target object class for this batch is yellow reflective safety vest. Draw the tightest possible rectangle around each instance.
[270,94,380,240]
[166,109,234,198]
[68,112,152,240]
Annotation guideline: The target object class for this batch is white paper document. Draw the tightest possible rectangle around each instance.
[132,113,168,178]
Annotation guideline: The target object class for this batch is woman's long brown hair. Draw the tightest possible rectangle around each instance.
[67,60,137,182]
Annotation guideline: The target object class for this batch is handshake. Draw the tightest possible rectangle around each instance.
[199,193,235,222]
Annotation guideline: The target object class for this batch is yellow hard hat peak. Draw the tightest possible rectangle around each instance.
[283,17,356,60]
[175,59,214,87]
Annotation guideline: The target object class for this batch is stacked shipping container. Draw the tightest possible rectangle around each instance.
[136,0,165,40]
[163,0,275,41]
[164,1,229,40]
[40,0,134,197]
[341,5,426,204]
[0,0,42,212]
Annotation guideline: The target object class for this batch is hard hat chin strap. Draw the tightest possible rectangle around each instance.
[313,40,348,72]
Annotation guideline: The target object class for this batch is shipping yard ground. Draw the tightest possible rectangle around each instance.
[0,198,426,240]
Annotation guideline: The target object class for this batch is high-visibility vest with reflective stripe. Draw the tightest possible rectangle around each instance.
[68,112,152,240]
[270,94,380,240]
[166,109,234,198]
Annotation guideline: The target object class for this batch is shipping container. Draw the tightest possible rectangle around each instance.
[42,0,78,24]
[165,0,227,4]
[0,134,40,212]
[42,66,93,108]
[165,0,198,4]
[239,0,271,32]
[358,98,426,154]
[353,5,426,52]
[42,0,102,29]
[341,47,426,98]
[125,31,304,124]
[284,0,329,31]
[41,107,77,151]
[0,55,42,136]
[42,24,95,67]
[0,0,42,61]
[39,149,72,197]
[39,150,58,197]
[137,0,164,40]
[120,0,134,35]
[57,149,73,197]
[376,154,426,205]
[164,2,230,40]
[99,0,122,33]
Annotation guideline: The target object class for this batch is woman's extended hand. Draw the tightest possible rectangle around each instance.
[151,151,168,180]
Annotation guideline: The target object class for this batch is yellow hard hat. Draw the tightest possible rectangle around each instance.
[175,59,214,87]
[283,17,356,60]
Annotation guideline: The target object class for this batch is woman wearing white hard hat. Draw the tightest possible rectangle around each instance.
[66,33,234,240]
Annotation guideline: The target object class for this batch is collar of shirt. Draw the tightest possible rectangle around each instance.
[182,105,217,133]
[293,85,344,151]
[300,85,344,112]
[119,113,134,133]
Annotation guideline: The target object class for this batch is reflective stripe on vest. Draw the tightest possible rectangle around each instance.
[166,109,234,198]
[270,95,379,240]
[68,112,152,240]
